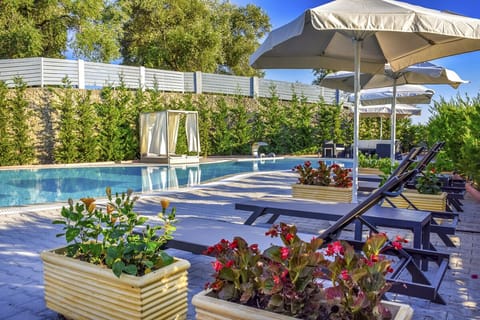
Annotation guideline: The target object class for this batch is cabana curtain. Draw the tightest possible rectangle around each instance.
[140,110,200,157]
[186,113,200,152]
[168,112,180,154]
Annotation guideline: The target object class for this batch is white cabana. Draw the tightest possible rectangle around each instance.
[140,110,201,164]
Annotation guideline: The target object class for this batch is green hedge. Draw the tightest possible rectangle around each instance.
[0,79,424,166]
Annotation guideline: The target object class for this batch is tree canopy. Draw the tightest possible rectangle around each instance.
[0,0,270,75]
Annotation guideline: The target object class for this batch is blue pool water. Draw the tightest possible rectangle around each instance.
[0,158,352,207]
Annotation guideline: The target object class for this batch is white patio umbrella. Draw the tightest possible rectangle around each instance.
[347,85,434,106]
[321,62,468,92]
[347,84,434,161]
[355,104,422,140]
[321,62,467,161]
[358,104,422,118]
[250,0,480,203]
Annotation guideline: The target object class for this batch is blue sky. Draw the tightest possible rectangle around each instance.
[231,0,480,124]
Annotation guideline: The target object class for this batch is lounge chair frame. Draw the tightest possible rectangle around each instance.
[163,144,450,304]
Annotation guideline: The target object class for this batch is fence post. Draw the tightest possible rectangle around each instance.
[194,71,203,94]
[78,59,85,89]
[40,57,44,88]
[139,66,146,90]
[250,76,259,98]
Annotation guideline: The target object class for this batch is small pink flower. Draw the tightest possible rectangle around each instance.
[229,239,238,249]
[265,226,279,237]
[280,247,289,260]
[225,260,234,268]
[333,241,343,252]
[392,241,403,250]
[203,246,214,255]
[341,269,350,280]
[285,233,294,243]
[212,260,223,272]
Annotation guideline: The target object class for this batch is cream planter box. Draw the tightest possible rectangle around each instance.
[192,290,414,320]
[359,167,383,175]
[382,190,447,212]
[292,183,353,203]
[41,248,190,320]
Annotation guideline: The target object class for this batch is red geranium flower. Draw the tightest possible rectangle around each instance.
[212,260,223,272]
[225,260,234,268]
[326,241,344,256]
[229,239,238,249]
[285,233,294,243]
[392,241,403,250]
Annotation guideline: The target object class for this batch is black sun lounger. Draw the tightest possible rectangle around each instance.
[233,170,448,304]
[236,144,457,251]
[236,143,449,304]
[378,142,459,248]
[381,142,444,209]
[163,144,450,304]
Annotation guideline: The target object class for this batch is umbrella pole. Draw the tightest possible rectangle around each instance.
[379,118,383,140]
[352,39,362,204]
[390,79,397,164]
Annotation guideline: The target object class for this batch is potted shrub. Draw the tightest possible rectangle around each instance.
[193,223,413,320]
[383,165,447,211]
[41,188,190,320]
[358,153,385,175]
[292,160,353,202]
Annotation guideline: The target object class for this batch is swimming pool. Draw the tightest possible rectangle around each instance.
[0,158,352,207]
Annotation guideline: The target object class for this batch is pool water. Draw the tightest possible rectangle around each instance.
[0,158,352,207]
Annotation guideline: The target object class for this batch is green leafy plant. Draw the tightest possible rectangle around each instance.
[294,161,352,188]
[204,222,405,319]
[10,77,35,165]
[53,187,177,277]
[415,165,442,195]
[330,163,353,188]
[294,160,331,186]
[379,161,399,187]
[358,153,380,168]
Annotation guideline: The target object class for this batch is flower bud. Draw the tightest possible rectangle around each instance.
[161,199,170,209]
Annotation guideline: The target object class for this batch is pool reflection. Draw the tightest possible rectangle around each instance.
[141,165,202,192]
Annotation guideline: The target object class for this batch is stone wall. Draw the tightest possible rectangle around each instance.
[18,88,263,164]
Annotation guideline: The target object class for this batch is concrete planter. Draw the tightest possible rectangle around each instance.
[382,190,447,211]
[192,290,413,320]
[41,248,190,320]
[292,184,353,203]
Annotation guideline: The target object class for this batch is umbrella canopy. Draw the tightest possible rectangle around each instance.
[347,85,434,106]
[321,62,468,92]
[347,84,433,161]
[355,104,422,119]
[250,0,480,73]
[355,104,422,140]
[322,62,465,162]
[250,0,480,203]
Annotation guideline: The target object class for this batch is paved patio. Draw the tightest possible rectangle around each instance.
[0,170,479,319]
